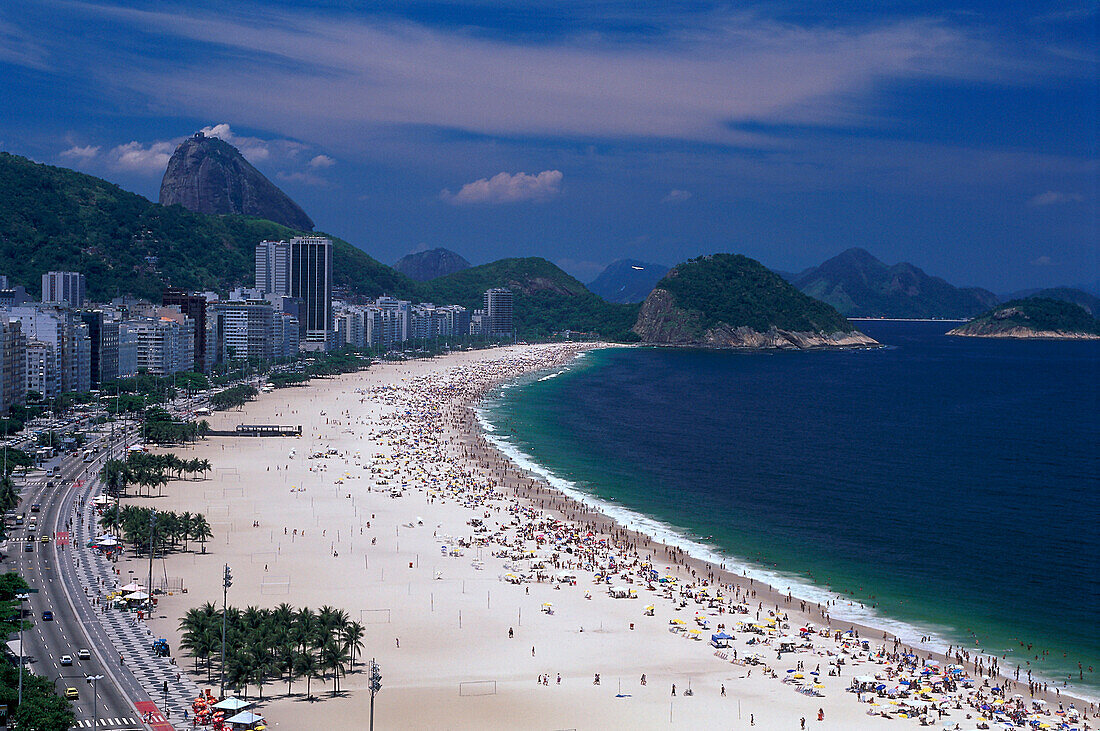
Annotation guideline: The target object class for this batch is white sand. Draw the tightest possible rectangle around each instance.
[108,345,1088,730]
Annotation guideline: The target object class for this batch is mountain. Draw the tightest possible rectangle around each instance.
[948,298,1100,339]
[998,287,1100,316]
[419,257,640,340]
[633,253,876,348]
[159,132,314,231]
[393,247,471,281]
[588,259,670,303]
[0,152,417,302]
[792,248,998,318]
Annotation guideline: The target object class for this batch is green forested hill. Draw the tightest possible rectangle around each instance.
[0,152,418,301]
[420,257,641,340]
[648,253,855,335]
[949,298,1100,337]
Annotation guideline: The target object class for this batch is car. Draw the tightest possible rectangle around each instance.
[24,542,33,552]
[30,504,40,513]
[77,648,90,660]
[41,610,53,621]
[59,654,72,666]
[40,535,50,543]
[64,687,78,700]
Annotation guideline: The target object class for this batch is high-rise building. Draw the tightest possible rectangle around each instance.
[0,317,26,414]
[41,271,86,307]
[162,289,210,372]
[255,240,291,295]
[209,300,275,363]
[483,288,514,335]
[8,306,91,394]
[78,310,119,386]
[288,236,333,349]
[25,340,56,398]
[120,316,194,376]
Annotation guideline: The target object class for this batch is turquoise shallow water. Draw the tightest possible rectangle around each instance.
[479,322,1100,698]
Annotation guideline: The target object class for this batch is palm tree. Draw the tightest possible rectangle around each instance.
[295,650,321,699]
[191,515,212,553]
[179,512,194,551]
[342,621,366,670]
[277,642,298,696]
[320,638,350,696]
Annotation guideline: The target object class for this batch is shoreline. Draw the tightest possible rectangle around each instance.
[461,345,1098,710]
[115,343,1094,729]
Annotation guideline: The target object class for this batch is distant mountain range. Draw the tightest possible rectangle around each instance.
[588,259,669,303]
[159,132,314,231]
[997,287,1100,316]
[788,248,998,319]
[393,247,470,281]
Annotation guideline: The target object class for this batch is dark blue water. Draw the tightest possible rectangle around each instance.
[482,322,1100,696]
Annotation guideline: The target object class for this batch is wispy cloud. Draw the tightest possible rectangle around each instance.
[60,144,100,160]
[37,3,1029,150]
[1030,255,1055,266]
[1028,190,1084,206]
[309,154,335,169]
[441,170,563,205]
[662,189,692,203]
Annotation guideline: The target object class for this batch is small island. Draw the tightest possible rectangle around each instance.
[632,253,878,349]
[948,298,1100,339]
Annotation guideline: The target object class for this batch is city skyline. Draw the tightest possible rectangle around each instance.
[0,0,1094,293]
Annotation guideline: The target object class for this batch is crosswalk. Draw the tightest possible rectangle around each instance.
[70,717,142,728]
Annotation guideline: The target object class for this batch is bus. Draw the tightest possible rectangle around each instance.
[82,448,95,463]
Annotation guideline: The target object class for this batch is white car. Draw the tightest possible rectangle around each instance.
[59,654,73,666]
[77,648,90,660]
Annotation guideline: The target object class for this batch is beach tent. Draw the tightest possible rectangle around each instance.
[710,632,733,648]
[124,591,149,601]
[213,698,253,711]
[120,582,142,592]
[224,710,264,728]
[92,496,111,505]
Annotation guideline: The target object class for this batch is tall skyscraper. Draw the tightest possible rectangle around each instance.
[78,310,119,386]
[288,236,333,349]
[162,289,210,372]
[41,271,86,307]
[255,240,291,295]
[484,288,514,335]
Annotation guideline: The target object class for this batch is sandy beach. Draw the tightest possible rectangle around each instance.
[102,344,1094,730]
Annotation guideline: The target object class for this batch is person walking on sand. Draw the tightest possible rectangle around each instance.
[640,673,646,686]
[671,683,676,696]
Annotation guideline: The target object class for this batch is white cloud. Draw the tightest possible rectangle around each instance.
[309,154,335,169]
[60,145,100,160]
[108,140,176,173]
[277,170,330,187]
[662,189,692,203]
[200,122,272,162]
[441,170,563,205]
[1030,255,1054,266]
[1028,191,1084,206]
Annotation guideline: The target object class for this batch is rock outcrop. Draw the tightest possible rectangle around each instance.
[159,132,314,230]
[394,247,471,281]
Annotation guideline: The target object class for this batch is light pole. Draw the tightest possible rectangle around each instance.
[16,593,27,705]
[147,510,156,600]
[86,674,103,728]
[368,658,382,731]
[220,564,232,698]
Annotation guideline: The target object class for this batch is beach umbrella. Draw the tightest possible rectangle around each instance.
[124,591,149,600]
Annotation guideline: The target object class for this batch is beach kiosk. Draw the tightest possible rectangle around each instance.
[710,632,733,649]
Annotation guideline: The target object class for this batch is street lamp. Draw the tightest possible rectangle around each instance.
[220,564,232,698]
[86,674,103,728]
[16,593,28,706]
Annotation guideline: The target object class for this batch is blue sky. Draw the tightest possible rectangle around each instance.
[0,0,1096,291]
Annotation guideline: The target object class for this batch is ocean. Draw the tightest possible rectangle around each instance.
[478,321,1100,698]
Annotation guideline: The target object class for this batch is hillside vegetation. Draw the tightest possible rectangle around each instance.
[949,298,1100,338]
[420,257,641,340]
[0,152,418,301]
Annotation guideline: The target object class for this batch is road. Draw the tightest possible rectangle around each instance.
[7,426,149,730]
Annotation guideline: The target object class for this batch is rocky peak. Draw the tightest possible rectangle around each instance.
[159,132,314,231]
